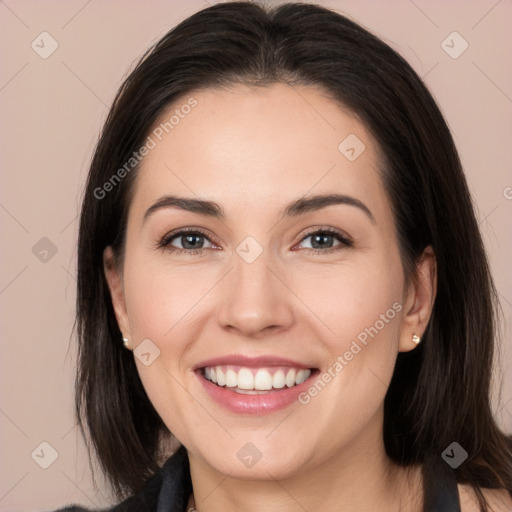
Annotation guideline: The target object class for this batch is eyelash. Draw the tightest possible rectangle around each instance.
[157,227,353,256]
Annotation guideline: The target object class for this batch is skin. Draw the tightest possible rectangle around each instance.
[104,82,438,511]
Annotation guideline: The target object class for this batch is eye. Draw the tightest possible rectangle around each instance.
[295,228,353,255]
[157,226,353,256]
[158,228,217,255]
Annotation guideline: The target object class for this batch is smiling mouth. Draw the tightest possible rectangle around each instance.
[199,365,317,394]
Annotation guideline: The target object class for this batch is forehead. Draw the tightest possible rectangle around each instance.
[129,82,387,222]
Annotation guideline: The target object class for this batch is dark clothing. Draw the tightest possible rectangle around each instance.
[50,447,191,512]
[423,453,462,512]
[49,446,461,511]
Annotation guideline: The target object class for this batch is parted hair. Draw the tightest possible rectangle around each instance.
[75,2,512,510]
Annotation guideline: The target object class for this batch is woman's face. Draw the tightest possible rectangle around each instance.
[104,82,434,480]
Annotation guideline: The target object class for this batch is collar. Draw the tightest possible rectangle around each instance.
[157,445,192,512]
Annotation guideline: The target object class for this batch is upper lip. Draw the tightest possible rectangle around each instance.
[193,355,315,370]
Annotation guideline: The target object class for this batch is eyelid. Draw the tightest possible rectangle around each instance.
[293,226,353,252]
[298,226,352,244]
[158,226,219,248]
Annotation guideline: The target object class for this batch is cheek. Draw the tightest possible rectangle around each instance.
[122,253,217,343]
[121,254,203,441]
[294,257,404,415]
[296,258,403,352]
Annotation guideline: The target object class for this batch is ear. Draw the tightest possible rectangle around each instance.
[103,246,131,340]
[399,245,437,352]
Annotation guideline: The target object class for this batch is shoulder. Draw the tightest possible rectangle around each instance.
[458,483,512,512]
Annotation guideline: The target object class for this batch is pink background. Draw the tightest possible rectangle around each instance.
[1,0,511,510]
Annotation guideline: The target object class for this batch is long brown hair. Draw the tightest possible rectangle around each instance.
[75,2,512,510]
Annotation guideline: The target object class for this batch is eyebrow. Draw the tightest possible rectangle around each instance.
[143,193,375,224]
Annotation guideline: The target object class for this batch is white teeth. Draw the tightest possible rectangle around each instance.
[216,368,226,386]
[272,370,285,389]
[295,369,310,385]
[234,388,269,395]
[225,369,238,387]
[285,369,296,387]
[203,366,312,391]
[237,368,254,390]
[254,369,273,390]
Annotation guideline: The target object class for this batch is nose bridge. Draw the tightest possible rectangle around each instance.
[216,239,294,335]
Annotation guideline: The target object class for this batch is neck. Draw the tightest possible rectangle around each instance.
[186,419,423,512]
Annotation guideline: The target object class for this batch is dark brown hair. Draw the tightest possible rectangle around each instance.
[75,1,512,510]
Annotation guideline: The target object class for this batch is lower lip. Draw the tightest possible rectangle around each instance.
[196,370,317,415]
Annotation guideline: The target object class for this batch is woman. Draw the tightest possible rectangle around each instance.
[52,1,512,511]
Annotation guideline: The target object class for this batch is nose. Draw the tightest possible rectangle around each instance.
[216,249,295,338]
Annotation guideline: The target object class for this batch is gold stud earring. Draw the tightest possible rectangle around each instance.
[122,336,131,350]
[412,334,421,345]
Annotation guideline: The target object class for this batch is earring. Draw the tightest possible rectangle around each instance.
[122,336,131,350]
[412,334,421,345]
